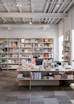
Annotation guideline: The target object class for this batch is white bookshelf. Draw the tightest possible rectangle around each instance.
[62,40,71,64]
[0,38,54,70]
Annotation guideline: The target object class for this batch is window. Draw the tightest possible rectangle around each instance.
[59,35,63,61]
[72,30,74,65]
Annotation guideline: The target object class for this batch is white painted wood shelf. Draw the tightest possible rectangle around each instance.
[0,38,54,70]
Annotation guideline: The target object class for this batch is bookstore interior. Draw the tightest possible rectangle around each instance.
[0,0,74,90]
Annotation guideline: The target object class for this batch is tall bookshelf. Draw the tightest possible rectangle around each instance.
[7,38,20,69]
[0,38,54,70]
[0,38,8,69]
[62,32,71,64]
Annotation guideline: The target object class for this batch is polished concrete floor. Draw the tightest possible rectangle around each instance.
[0,70,74,104]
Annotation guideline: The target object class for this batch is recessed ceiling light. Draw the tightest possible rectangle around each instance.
[29,22,32,25]
[56,4,60,8]
[8,27,11,30]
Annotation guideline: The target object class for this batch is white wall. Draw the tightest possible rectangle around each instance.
[0,25,58,61]
[58,6,74,38]
[58,6,74,64]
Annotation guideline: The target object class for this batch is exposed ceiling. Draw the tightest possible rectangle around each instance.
[0,0,74,27]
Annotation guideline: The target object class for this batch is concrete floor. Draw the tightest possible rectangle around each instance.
[0,70,74,104]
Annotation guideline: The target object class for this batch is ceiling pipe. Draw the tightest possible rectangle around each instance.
[64,0,74,13]
[42,0,50,22]
[55,0,73,24]
[49,0,63,24]
[1,17,7,23]
[54,0,69,24]
[44,0,55,23]
[2,0,16,23]
[15,0,26,23]
[55,19,60,24]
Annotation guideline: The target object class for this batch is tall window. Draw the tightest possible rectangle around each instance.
[72,30,74,65]
[59,35,63,61]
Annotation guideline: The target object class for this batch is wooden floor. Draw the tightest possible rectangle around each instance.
[0,70,74,104]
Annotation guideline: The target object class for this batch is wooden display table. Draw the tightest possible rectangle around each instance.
[17,67,74,90]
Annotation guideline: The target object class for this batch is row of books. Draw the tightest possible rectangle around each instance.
[30,72,74,80]
[21,39,53,43]
[0,42,53,47]
[1,64,19,69]
[30,72,42,80]
[17,73,74,80]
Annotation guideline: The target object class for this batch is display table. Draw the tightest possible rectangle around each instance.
[16,67,74,90]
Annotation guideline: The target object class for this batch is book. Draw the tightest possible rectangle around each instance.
[44,53,49,58]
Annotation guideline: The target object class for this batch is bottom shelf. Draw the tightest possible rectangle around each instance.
[17,79,73,90]
[17,80,59,86]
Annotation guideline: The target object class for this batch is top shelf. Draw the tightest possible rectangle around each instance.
[17,68,74,72]
[20,38,53,43]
